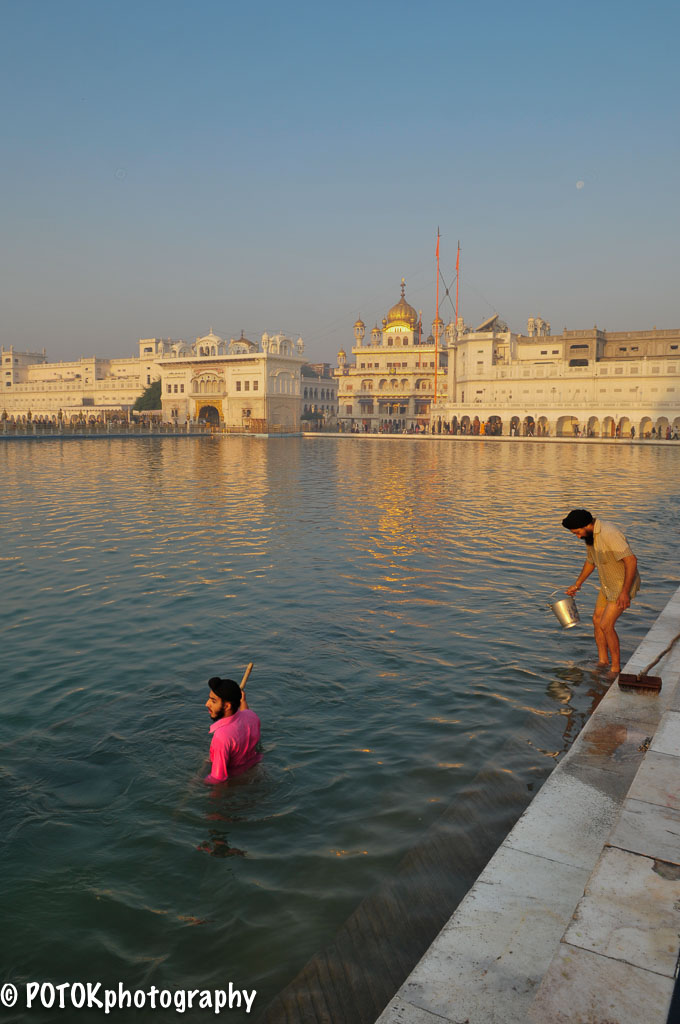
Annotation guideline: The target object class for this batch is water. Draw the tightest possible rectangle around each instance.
[1,437,678,1021]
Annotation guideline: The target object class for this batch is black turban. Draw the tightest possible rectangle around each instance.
[562,509,594,530]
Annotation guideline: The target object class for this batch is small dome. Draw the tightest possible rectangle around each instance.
[337,348,346,357]
[386,280,418,330]
[353,318,365,329]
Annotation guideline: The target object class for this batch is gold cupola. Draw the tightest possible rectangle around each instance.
[385,279,418,330]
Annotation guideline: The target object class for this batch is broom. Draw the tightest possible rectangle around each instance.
[618,632,680,692]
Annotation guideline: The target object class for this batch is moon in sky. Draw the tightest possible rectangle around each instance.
[576,180,585,190]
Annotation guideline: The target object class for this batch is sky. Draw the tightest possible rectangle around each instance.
[1,0,679,363]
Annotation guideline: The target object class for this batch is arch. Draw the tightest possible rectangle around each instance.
[523,415,535,437]
[378,379,388,391]
[639,416,653,438]
[618,416,631,438]
[655,416,670,437]
[557,414,579,437]
[460,415,471,434]
[602,415,615,438]
[198,405,220,425]
[587,415,601,437]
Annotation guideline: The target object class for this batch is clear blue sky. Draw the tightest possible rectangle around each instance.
[2,0,678,362]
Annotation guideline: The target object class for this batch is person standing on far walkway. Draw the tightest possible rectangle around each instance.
[562,509,640,675]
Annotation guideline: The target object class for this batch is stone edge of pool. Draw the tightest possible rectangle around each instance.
[375,583,680,1024]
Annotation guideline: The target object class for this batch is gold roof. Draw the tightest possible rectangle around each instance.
[386,280,418,330]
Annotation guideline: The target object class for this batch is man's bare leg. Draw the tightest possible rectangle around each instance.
[592,591,611,666]
[599,600,625,673]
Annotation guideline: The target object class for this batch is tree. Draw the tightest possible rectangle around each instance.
[133,379,162,411]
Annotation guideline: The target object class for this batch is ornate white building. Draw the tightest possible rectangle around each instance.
[2,329,306,432]
[153,329,305,430]
[334,282,448,431]
[1,344,160,422]
[431,317,680,438]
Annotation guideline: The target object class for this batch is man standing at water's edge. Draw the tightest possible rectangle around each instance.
[204,677,261,783]
[562,509,640,675]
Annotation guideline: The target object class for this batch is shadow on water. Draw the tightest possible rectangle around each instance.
[258,670,611,1024]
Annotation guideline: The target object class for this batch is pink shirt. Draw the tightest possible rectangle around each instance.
[205,709,261,783]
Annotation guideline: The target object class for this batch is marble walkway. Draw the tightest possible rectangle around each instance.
[376,585,680,1024]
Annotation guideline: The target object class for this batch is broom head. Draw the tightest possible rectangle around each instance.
[618,673,662,693]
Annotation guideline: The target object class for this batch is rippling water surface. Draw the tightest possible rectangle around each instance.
[1,437,678,1020]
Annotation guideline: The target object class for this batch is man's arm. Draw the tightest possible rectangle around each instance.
[616,554,637,610]
[204,737,230,784]
[566,559,595,596]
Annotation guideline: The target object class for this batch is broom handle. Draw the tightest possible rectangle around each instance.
[240,662,254,690]
[638,632,680,676]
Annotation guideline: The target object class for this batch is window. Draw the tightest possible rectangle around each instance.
[345,405,352,414]
[244,381,250,391]
[541,350,547,355]
[173,384,178,393]
[236,381,242,391]
[166,384,172,393]
[253,380,258,391]
[180,384,184,393]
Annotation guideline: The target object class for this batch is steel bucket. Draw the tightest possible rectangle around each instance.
[548,593,580,629]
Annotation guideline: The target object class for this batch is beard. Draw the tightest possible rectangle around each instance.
[584,533,595,546]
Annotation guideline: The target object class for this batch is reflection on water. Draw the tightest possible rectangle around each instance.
[0,437,678,1019]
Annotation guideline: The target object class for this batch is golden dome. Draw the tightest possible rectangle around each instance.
[386,280,418,330]
[353,318,365,329]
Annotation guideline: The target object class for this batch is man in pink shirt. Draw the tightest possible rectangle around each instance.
[204,676,261,784]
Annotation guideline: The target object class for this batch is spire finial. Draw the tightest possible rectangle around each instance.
[400,278,405,300]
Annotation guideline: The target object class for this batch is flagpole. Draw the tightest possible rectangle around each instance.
[434,229,440,405]
[455,241,460,332]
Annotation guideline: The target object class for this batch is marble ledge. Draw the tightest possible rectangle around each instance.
[527,943,675,1024]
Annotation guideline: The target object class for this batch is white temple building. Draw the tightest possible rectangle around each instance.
[2,329,306,432]
[430,317,680,438]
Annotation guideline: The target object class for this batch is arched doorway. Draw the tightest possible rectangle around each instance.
[557,415,578,437]
[199,405,220,426]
